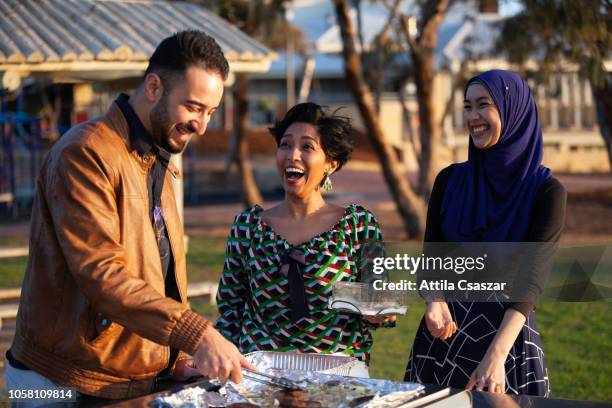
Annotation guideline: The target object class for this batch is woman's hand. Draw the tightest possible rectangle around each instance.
[363,315,397,325]
[425,301,457,340]
[465,349,506,393]
[464,308,525,394]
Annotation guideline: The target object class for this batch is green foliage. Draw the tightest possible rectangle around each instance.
[198,0,307,52]
[498,0,611,84]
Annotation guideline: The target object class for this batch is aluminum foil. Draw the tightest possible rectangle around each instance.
[227,369,425,407]
[244,351,360,376]
[330,282,409,316]
[152,352,425,408]
[153,386,226,408]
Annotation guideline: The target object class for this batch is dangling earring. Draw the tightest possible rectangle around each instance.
[322,172,333,192]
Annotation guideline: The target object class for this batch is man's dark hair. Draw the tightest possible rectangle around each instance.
[145,30,229,87]
[269,102,354,172]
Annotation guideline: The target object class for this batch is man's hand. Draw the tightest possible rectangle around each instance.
[171,358,202,382]
[425,301,457,340]
[192,326,257,383]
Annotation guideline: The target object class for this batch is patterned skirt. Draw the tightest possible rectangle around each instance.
[404,301,550,396]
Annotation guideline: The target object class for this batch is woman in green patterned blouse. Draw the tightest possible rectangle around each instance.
[214,103,395,367]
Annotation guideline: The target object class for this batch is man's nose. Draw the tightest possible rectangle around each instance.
[190,117,207,136]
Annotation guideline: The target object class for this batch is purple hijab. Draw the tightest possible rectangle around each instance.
[441,70,551,242]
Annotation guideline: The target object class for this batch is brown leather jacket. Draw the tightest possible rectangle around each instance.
[10,102,210,399]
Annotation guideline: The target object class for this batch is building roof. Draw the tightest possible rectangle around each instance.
[255,51,343,79]
[0,0,274,76]
[288,0,477,57]
[441,13,507,70]
[263,0,497,79]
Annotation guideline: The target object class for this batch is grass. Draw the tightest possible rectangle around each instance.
[0,235,227,288]
[0,257,27,287]
[0,236,29,287]
[0,236,610,402]
[536,302,612,402]
[369,302,612,402]
[369,302,424,382]
[0,236,29,247]
[186,236,228,282]
[190,298,612,402]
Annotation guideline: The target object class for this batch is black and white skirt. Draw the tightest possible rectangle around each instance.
[405,301,550,396]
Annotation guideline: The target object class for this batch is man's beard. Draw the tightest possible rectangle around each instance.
[149,92,187,154]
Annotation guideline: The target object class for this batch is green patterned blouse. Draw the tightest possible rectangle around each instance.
[214,204,393,363]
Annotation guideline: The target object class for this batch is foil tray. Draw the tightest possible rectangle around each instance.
[154,352,426,408]
[226,369,425,407]
[330,282,409,316]
[244,351,360,376]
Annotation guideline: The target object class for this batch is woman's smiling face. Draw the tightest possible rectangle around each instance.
[463,82,502,149]
[276,122,335,199]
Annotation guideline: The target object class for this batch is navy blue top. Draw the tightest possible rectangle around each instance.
[441,70,552,242]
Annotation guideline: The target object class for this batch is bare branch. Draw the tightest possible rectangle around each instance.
[333,0,371,99]
[376,0,401,46]
[399,82,421,164]
[420,0,452,34]
[370,0,401,112]
[438,57,470,129]
[353,0,367,54]
[399,14,418,58]
[333,0,426,237]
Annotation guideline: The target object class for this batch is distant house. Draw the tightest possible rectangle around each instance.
[0,0,274,214]
[247,0,610,173]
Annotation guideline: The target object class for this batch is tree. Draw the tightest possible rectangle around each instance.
[497,0,612,173]
[202,0,299,207]
[333,0,455,237]
[398,0,452,198]
[232,74,263,206]
[333,0,426,238]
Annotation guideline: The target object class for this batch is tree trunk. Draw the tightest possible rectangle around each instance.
[333,0,425,238]
[590,76,612,174]
[410,0,450,199]
[233,74,264,207]
[413,54,439,199]
[399,82,421,193]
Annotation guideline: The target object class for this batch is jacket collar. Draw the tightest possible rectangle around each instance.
[104,97,181,179]
[115,93,154,158]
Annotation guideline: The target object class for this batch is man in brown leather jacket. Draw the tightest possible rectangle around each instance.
[6,30,254,403]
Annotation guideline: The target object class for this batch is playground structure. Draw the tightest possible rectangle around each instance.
[0,92,45,218]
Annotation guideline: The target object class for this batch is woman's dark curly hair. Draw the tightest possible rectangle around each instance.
[269,102,354,172]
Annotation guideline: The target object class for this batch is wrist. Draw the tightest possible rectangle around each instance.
[170,309,211,355]
[487,344,509,360]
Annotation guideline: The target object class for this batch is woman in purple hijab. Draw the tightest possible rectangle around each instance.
[405,70,566,396]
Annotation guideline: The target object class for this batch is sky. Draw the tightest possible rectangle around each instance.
[498,0,523,16]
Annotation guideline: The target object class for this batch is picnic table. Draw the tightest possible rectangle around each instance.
[96,378,611,408]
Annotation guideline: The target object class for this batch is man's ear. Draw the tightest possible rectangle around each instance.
[143,73,164,103]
